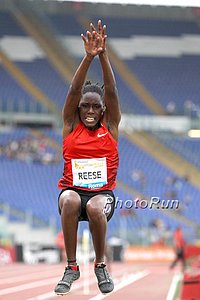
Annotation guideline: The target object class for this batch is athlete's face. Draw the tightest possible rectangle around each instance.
[79,92,105,130]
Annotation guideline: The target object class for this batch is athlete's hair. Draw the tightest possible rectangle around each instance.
[82,81,104,98]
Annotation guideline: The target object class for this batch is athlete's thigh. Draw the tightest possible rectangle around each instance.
[86,194,115,219]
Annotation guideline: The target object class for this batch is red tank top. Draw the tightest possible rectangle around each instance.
[58,122,119,191]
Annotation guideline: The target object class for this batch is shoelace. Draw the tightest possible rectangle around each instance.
[62,267,78,283]
[96,265,111,283]
[102,267,110,282]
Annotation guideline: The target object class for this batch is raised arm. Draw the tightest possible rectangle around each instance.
[99,50,121,133]
[62,30,103,138]
[93,20,121,140]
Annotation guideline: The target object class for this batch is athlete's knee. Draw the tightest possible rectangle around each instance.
[86,201,106,222]
[59,191,80,216]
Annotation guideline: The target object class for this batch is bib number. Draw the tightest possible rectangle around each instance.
[72,157,107,189]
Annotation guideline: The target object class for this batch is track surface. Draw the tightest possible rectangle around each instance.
[0,262,175,300]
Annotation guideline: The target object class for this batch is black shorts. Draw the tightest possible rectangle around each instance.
[58,187,116,222]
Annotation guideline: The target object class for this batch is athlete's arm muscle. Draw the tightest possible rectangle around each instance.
[62,30,103,139]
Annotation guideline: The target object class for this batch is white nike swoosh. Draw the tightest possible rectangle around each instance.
[97,132,108,138]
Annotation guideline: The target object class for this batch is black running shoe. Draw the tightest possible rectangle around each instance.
[54,265,80,295]
[94,263,114,294]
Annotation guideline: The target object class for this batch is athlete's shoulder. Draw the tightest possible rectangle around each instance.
[63,121,83,142]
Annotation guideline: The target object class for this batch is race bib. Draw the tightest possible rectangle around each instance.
[71,157,107,189]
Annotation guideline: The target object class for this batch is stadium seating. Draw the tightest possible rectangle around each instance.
[45,14,200,114]
[94,17,200,37]
[16,59,68,109]
[0,127,198,244]
[0,11,47,113]
[126,56,200,114]
[1,11,200,115]
[0,8,200,246]
[0,11,27,36]
[154,132,200,169]
[0,66,45,113]
[117,135,200,226]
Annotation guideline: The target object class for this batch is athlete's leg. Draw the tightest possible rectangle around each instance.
[86,195,108,263]
[59,190,81,263]
[55,190,81,295]
[86,195,114,294]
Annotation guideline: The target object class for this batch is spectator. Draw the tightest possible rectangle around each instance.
[170,227,186,272]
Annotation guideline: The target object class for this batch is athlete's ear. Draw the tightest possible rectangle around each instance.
[101,106,106,115]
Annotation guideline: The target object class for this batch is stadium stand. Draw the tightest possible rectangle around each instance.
[154,132,200,169]
[0,66,42,113]
[0,2,200,249]
[126,56,200,115]
[16,59,68,109]
[0,11,26,36]
[0,127,198,245]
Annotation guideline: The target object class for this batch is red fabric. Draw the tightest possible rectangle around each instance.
[70,265,79,271]
[184,245,200,259]
[181,272,200,299]
[58,122,119,191]
[180,283,200,299]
